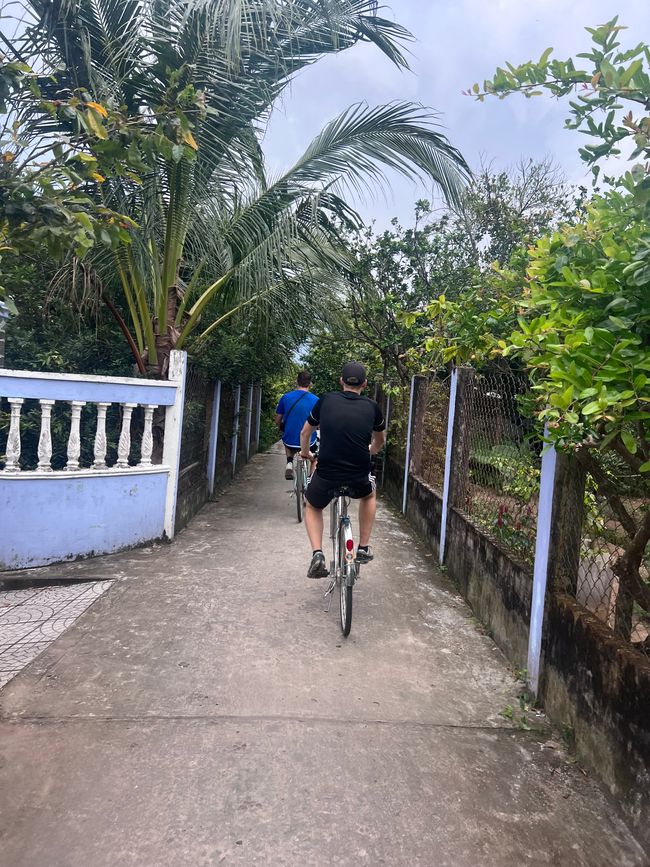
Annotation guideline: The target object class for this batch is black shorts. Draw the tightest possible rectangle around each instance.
[305,470,375,510]
[285,441,319,457]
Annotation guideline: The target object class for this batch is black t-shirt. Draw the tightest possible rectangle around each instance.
[307,391,386,482]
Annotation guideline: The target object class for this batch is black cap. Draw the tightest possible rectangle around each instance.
[342,361,366,385]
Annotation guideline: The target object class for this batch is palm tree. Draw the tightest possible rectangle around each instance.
[11,0,470,375]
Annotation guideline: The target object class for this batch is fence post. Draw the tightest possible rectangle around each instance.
[163,349,187,539]
[546,453,586,596]
[231,384,241,477]
[255,385,262,451]
[439,369,458,564]
[244,383,254,460]
[527,432,557,695]
[206,379,222,497]
[402,375,417,514]
[527,444,586,696]
[0,300,9,368]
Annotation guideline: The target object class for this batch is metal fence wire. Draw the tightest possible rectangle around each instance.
[385,383,410,464]
[216,385,235,480]
[463,372,541,565]
[179,366,212,474]
[557,456,650,657]
[419,376,450,494]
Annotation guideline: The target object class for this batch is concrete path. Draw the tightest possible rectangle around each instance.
[0,447,646,866]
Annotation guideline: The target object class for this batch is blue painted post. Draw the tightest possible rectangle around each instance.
[401,375,416,514]
[439,369,458,565]
[206,379,222,496]
[231,384,241,477]
[527,429,557,696]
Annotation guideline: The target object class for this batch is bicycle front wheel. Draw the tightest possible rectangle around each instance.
[295,466,303,523]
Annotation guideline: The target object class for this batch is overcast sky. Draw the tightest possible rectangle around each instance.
[263,0,648,229]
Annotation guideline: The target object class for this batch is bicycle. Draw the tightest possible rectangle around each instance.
[324,486,358,637]
[292,453,310,523]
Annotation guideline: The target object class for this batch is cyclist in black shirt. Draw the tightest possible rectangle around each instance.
[299,362,386,578]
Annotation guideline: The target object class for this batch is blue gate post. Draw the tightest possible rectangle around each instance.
[206,379,222,497]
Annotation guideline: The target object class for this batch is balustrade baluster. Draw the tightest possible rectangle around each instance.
[65,400,86,471]
[116,403,137,469]
[4,398,24,472]
[139,404,157,467]
[37,399,55,472]
[93,402,111,469]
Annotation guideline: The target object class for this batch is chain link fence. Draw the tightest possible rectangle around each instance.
[384,383,410,464]
[179,366,212,475]
[216,385,235,481]
[555,454,650,657]
[462,372,540,565]
[419,376,450,494]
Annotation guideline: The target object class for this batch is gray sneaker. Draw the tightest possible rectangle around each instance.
[307,551,329,579]
[285,464,294,480]
[356,547,374,564]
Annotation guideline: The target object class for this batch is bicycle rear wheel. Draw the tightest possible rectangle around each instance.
[338,522,353,637]
[340,568,353,637]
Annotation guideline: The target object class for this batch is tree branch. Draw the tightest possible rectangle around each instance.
[576,446,637,540]
[612,507,650,615]
[611,436,645,473]
[101,292,147,376]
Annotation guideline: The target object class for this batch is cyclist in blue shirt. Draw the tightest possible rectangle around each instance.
[275,371,319,480]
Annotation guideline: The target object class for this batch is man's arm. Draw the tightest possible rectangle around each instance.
[369,429,386,455]
[300,420,317,457]
[274,395,285,430]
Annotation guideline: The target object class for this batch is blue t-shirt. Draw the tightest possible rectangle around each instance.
[276,389,319,448]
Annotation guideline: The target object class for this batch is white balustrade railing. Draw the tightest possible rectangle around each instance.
[0,397,164,474]
[0,368,178,475]
[5,397,23,472]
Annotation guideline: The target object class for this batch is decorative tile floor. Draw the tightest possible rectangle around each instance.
[0,581,113,689]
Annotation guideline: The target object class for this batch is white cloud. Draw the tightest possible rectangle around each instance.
[263,0,649,227]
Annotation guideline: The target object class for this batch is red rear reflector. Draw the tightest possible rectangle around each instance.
[346,539,354,551]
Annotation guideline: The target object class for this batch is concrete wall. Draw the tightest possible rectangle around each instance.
[0,471,167,570]
[445,507,532,667]
[175,463,209,534]
[541,593,650,840]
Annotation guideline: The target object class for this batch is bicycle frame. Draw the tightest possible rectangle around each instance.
[293,455,309,492]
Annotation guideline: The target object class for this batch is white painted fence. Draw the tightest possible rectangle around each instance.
[0,351,186,570]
